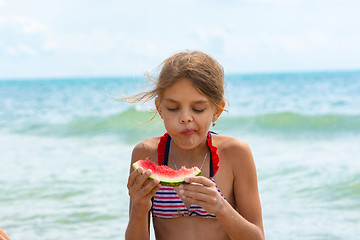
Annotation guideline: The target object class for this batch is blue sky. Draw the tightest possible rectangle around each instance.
[0,0,359,78]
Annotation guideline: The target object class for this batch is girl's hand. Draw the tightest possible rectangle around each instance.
[127,167,161,214]
[179,176,225,215]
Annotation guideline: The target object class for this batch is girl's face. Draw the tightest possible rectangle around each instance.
[156,78,224,150]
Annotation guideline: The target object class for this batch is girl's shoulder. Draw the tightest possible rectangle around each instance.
[212,134,251,154]
[212,134,253,167]
[131,136,161,164]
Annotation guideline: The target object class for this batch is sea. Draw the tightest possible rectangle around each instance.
[0,71,359,240]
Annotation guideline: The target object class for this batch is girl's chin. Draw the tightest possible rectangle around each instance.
[173,135,208,149]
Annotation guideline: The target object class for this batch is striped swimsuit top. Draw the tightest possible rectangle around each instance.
[152,132,225,218]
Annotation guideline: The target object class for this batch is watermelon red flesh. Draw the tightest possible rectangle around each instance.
[132,158,201,186]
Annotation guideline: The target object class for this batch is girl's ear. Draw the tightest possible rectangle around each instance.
[155,97,163,119]
[212,100,225,122]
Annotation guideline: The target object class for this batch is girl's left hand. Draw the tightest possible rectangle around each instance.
[179,176,225,215]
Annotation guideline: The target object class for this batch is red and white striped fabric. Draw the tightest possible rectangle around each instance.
[152,177,225,218]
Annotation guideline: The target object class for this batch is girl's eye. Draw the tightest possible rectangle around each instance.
[193,108,205,113]
[167,108,178,112]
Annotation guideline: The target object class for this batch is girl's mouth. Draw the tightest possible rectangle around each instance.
[181,129,195,136]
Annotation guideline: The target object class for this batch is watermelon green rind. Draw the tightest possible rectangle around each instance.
[132,159,201,186]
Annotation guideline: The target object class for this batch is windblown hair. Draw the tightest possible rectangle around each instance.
[127,50,226,110]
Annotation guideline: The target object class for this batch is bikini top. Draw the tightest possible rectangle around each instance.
[152,132,224,218]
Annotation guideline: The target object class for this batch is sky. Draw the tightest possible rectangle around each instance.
[0,0,359,78]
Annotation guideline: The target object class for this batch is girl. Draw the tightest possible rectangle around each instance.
[125,51,264,240]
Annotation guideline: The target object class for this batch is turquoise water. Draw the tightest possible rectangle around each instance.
[0,71,360,239]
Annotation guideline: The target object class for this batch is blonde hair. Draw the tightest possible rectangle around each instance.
[128,51,226,111]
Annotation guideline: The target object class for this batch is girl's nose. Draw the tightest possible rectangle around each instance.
[179,110,193,123]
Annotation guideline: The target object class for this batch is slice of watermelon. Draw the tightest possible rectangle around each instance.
[133,158,201,186]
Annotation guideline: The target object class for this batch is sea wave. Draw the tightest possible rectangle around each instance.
[1,108,164,143]
[1,108,359,141]
[218,112,360,134]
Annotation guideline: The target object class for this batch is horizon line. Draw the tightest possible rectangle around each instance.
[1,68,360,81]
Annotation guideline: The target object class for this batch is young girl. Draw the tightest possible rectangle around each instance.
[125,51,264,240]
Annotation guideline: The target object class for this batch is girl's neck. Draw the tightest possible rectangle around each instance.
[170,139,209,168]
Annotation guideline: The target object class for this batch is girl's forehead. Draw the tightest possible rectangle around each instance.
[162,79,209,101]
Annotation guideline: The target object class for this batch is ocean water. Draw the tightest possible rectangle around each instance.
[0,71,359,239]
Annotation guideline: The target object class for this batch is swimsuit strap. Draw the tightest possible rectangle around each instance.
[157,132,220,176]
[207,132,220,177]
[157,133,170,166]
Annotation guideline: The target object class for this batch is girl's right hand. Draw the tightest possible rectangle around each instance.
[127,167,161,214]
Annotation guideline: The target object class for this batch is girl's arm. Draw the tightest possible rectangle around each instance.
[0,228,10,240]
[125,143,161,240]
[218,139,264,239]
[125,199,151,240]
[180,139,264,240]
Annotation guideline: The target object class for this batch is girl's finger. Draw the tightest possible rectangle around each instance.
[147,180,162,198]
[181,189,209,202]
[128,169,152,195]
[180,183,208,195]
[180,188,223,214]
[140,178,161,197]
[181,178,215,195]
[127,167,143,189]
[185,176,215,187]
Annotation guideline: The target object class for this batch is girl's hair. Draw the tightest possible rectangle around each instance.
[128,50,225,109]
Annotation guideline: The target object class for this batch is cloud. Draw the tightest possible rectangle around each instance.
[0,15,48,34]
[5,43,38,56]
[183,24,360,72]
[0,0,359,77]
[0,15,57,58]
[189,25,337,55]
